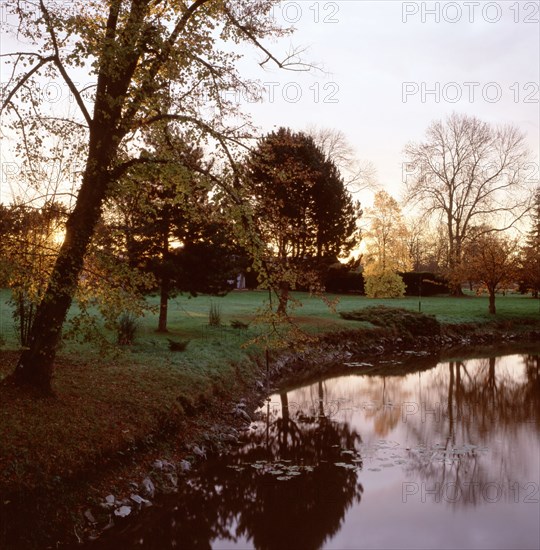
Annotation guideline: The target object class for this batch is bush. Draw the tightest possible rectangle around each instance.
[167,338,190,352]
[364,271,406,298]
[325,265,365,294]
[10,290,37,347]
[208,302,222,327]
[339,305,441,337]
[230,320,249,329]
[116,312,138,345]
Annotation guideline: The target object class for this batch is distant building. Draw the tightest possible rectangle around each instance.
[236,272,246,289]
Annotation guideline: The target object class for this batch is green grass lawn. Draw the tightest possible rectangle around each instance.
[2,288,540,353]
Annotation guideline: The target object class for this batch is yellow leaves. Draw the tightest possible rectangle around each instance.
[364,191,411,273]
[364,270,406,299]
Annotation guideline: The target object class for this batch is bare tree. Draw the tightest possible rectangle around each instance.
[404,113,532,294]
[404,217,450,273]
[307,126,377,194]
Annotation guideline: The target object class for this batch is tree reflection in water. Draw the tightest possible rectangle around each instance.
[90,351,540,549]
[91,382,364,550]
[220,388,364,550]
[402,354,540,507]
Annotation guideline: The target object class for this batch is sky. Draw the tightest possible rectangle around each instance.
[238,0,540,203]
[1,0,539,207]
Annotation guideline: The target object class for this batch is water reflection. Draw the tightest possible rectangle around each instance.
[92,351,540,550]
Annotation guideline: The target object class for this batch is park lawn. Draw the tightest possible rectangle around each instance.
[2,288,539,350]
[0,287,539,494]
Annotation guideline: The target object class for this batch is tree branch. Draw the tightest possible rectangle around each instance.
[224,6,312,72]
[38,0,92,126]
[0,55,55,114]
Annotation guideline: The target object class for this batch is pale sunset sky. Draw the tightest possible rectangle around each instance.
[1,1,539,206]
[240,0,539,203]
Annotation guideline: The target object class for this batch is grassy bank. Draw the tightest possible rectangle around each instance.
[1,289,539,547]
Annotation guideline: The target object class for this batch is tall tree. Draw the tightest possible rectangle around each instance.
[1,1,300,392]
[404,113,531,294]
[520,188,540,298]
[307,126,377,194]
[246,127,360,314]
[363,190,411,275]
[403,216,449,273]
[105,164,239,333]
[106,139,198,333]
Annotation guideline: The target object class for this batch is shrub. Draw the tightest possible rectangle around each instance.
[208,302,222,327]
[116,312,138,345]
[340,305,440,337]
[230,320,249,329]
[325,266,365,294]
[364,271,406,298]
[10,290,37,347]
[167,338,190,352]
[399,272,449,296]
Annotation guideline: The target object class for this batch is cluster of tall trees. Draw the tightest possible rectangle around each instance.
[404,113,533,296]
[364,182,538,312]
[0,0,305,391]
[361,113,536,309]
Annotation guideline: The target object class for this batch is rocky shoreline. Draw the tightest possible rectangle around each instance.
[262,321,540,388]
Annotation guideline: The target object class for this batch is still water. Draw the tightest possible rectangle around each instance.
[95,350,540,549]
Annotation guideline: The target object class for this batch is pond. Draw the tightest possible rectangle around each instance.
[92,349,540,549]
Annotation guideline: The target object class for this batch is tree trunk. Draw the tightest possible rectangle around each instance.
[279,392,289,452]
[157,214,170,332]
[7,137,114,393]
[157,274,169,333]
[277,281,289,316]
[488,290,496,315]
[448,232,464,296]
[447,362,454,437]
[450,282,464,296]
[318,380,325,418]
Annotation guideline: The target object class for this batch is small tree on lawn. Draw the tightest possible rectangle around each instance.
[461,233,519,314]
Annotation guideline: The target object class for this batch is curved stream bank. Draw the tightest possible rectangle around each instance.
[2,319,540,549]
[86,346,540,550]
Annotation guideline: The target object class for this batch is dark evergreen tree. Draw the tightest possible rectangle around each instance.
[246,127,360,313]
[520,188,540,298]
[102,154,239,332]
